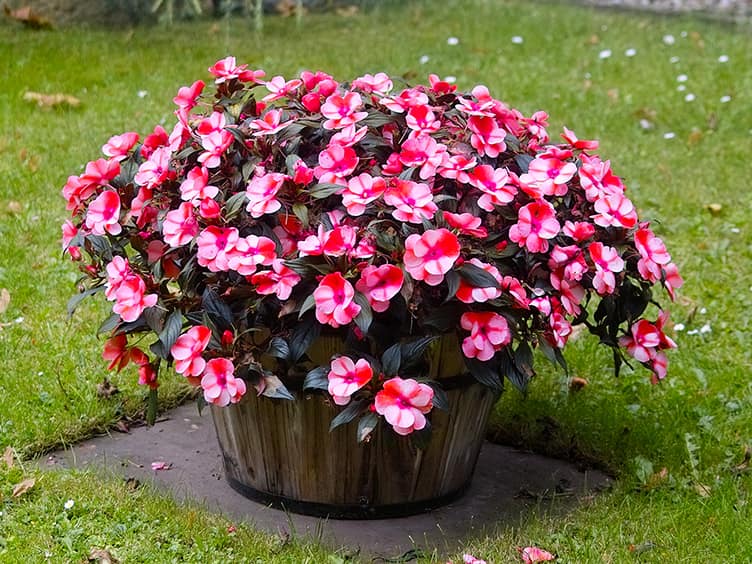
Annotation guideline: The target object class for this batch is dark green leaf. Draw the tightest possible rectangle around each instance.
[303,366,329,391]
[458,263,500,289]
[444,270,460,303]
[292,202,309,228]
[381,343,402,376]
[159,310,183,354]
[67,285,105,317]
[143,307,166,334]
[285,154,302,176]
[400,336,438,367]
[260,373,295,400]
[357,412,379,442]
[329,399,367,431]
[423,302,462,332]
[409,420,432,450]
[289,314,321,363]
[267,337,290,360]
[223,191,248,221]
[514,154,534,173]
[398,166,417,181]
[353,293,373,334]
[298,293,316,319]
[196,394,207,416]
[425,381,449,411]
[309,182,343,199]
[202,288,233,333]
[361,111,396,128]
[539,339,568,374]
[97,313,121,335]
[465,357,504,391]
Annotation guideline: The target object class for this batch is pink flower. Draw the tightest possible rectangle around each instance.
[406,105,441,134]
[138,363,158,389]
[208,56,264,84]
[180,166,219,203]
[61,220,81,260]
[519,155,576,198]
[80,158,121,188]
[588,242,624,295]
[456,85,496,117]
[162,202,199,248]
[261,75,302,102]
[663,262,683,300]
[399,134,447,180]
[381,87,429,113]
[196,226,239,272]
[460,311,512,361]
[313,272,361,328]
[173,79,205,117]
[403,229,461,286]
[592,193,637,229]
[467,165,516,211]
[85,190,122,236]
[518,546,556,563]
[249,109,294,136]
[467,115,506,158]
[102,132,139,161]
[62,174,94,212]
[102,334,130,372]
[374,377,434,435]
[509,201,560,254]
[578,154,624,202]
[226,235,277,276]
[563,220,595,242]
[245,172,287,218]
[105,256,131,300]
[112,275,158,322]
[250,259,301,300]
[330,124,368,148]
[438,152,476,181]
[201,358,247,406]
[327,356,373,405]
[462,554,488,564]
[171,325,212,377]
[134,146,174,188]
[562,126,599,151]
[321,90,368,130]
[442,212,487,238]
[547,308,572,348]
[355,264,404,312]
[352,72,393,95]
[501,276,530,308]
[428,73,457,95]
[342,173,386,216]
[619,319,661,363]
[384,179,437,224]
[314,144,359,185]
[634,226,671,282]
[456,259,502,304]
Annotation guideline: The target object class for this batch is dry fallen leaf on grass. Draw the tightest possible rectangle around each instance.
[705,203,722,216]
[2,445,14,468]
[12,477,36,497]
[3,5,53,29]
[88,548,119,564]
[23,91,81,109]
[0,288,10,314]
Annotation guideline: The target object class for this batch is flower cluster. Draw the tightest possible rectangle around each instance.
[63,57,681,435]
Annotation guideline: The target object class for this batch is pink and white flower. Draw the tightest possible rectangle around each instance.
[226,235,277,276]
[314,144,359,186]
[208,56,264,84]
[327,356,373,405]
[374,377,434,435]
[250,259,301,301]
[342,173,386,216]
[456,259,502,304]
[201,358,246,406]
[509,201,560,254]
[460,311,512,361]
[171,325,212,377]
[321,90,368,130]
[162,202,198,248]
[102,132,139,161]
[180,166,219,203]
[245,172,287,217]
[403,229,461,286]
[196,226,239,272]
[588,242,624,295]
[355,264,404,312]
[384,179,437,223]
[85,190,122,236]
[592,193,638,229]
[313,272,361,328]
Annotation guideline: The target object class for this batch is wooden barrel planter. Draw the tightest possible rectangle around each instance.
[210,334,499,519]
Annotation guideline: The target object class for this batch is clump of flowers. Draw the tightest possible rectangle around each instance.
[63,57,682,438]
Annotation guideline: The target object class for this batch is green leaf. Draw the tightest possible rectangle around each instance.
[303,366,329,391]
[361,111,396,128]
[444,270,460,303]
[465,357,504,391]
[285,154,302,176]
[289,314,321,363]
[202,288,233,333]
[515,154,534,173]
[146,388,158,426]
[67,285,105,317]
[260,373,295,400]
[309,182,343,199]
[97,313,121,336]
[400,336,438,368]
[292,202,309,228]
[159,310,183,352]
[539,339,568,375]
[381,343,402,376]
[424,381,449,411]
[353,293,372,334]
[458,262,500,289]
[357,412,379,442]
[298,293,316,319]
[266,337,290,360]
[329,399,367,431]
[223,191,248,221]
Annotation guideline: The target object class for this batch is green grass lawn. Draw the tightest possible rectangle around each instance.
[1,0,751,561]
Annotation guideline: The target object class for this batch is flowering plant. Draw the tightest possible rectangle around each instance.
[63,57,682,438]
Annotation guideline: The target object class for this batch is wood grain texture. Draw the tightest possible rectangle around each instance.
[211,334,498,514]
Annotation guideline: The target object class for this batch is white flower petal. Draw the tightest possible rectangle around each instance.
[718,55,729,63]
[511,35,524,44]
[447,36,459,46]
